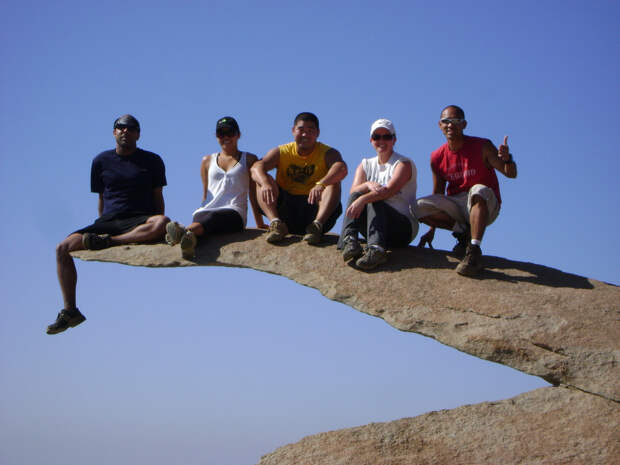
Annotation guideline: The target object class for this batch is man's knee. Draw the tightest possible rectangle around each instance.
[57,234,83,259]
[470,193,487,205]
[146,215,170,233]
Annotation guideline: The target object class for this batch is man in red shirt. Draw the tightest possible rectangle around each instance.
[416,105,517,276]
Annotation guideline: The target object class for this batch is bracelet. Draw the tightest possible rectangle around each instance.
[315,182,326,188]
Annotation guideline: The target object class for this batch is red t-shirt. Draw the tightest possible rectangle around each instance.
[431,135,501,204]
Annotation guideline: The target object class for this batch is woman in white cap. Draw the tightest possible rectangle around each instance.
[165,116,265,258]
[338,118,418,269]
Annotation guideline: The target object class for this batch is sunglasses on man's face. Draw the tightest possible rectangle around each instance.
[440,118,465,125]
[371,133,394,141]
[115,124,138,131]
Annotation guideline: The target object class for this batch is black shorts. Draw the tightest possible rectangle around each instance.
[276,188,342,235]
[73,211,153,236]
[192,208,244,235]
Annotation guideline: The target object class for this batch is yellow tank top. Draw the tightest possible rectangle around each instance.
[276,141,330,195]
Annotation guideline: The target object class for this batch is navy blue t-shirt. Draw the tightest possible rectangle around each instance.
[91,148,167,216]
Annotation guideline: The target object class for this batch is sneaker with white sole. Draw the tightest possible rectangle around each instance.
[266,220,288,244]
[303,221,323,245]
[341,236,363,262]
[180,231,197,259]
[165,221,186,246]
[356,246,388,270]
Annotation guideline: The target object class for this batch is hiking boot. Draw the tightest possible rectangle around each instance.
[451,227,471,257]
[342,236,363,262]
[180,230,197,259]
[266,220,288,244]
[46,308,86,335]
[456,244,483,277]
[356,246,388,270]
[303,221,323,245]
[82,233,110,250]
[165,221,186,246]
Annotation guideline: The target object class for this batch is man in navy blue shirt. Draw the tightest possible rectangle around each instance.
[48,114,169,335]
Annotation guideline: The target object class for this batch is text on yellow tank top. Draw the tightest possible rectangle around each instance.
[276,141,330,195]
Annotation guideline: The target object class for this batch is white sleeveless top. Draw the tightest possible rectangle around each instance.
[361,151,418,231]
[192,151,249,226]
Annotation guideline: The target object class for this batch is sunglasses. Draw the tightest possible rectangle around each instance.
[371,133,394,141]
[114,124,138,131]
[440,118,465,125]
[217,130,238,138]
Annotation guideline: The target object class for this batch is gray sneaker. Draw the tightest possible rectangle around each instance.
[456,244,483,277]
[82,233,110,250]
[342,236,363,262]
[266,220,288,244]
[165,221,186,246]
[303,221,323,245]
[356,246,388,270]
[180,230,197,259]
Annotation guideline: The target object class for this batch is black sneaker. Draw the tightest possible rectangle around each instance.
[451,226,471,257]
[82,233,111,250]
[356,246,388,270]
[46,308,86,335]
[342,236,363,262]
[456,244,483,277]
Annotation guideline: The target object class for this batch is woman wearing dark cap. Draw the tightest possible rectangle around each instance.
[165,117,265,258]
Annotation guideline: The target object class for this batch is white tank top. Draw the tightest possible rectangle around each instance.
[361,151,417,228]
[192,151,249,226]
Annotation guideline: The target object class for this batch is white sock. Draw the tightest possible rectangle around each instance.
[471,239,481,246]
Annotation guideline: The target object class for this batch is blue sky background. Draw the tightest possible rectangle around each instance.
[1,1,618,464]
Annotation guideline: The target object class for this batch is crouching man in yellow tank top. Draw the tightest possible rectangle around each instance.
[251,112,348,244]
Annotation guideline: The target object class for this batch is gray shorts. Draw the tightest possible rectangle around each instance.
[415,184,500,232]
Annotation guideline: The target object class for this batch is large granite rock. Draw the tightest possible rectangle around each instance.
[257,387,619,465]
[73,229,620,464]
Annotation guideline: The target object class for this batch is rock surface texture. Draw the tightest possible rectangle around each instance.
[73,229,620,464]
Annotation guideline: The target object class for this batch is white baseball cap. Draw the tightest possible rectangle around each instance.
[370,118,396,136]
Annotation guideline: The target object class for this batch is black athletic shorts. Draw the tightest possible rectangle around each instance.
[73,211,153,236]
[276,188,342,235]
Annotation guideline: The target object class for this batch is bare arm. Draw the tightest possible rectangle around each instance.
[308,148,348,204]
[246,153,267,229]
[251,147,280,206]
[345,161,412,219]
[200,154,211,202]
[97,193,104,216]
[483,136,517,178]
[418,165,445,248]
[152,187,165,214]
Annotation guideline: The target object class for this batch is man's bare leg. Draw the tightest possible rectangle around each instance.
[315,183,341,226]
[418,211,456,231]
[109,215,169,245]
[468,195,488,241]
[56,233,85,310]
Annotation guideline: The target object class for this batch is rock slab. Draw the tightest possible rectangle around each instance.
[257,387,619,465]
[73,229,620,464]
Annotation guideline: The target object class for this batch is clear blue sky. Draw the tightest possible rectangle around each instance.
[1,1,618,464]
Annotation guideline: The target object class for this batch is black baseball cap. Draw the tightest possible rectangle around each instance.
[113,114,140,131]
[216,116,240,134]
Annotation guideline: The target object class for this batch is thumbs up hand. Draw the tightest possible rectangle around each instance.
[498,135,511,162]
